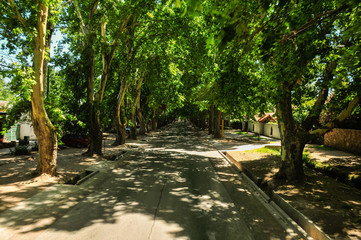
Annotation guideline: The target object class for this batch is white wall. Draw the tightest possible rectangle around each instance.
[19,122,37,140]
[247,121,280,139]
[247,121,264,134]
[263,123,280,139]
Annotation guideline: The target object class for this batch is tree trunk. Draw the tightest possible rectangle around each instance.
[243,121,248,132]
[32,3,57,176]
[85,14,130,154]
[276,86,305,180]
[214,109,222,138]
[138,108,146,135]
[113,108,127,145]
[130,71,144,140]
[278,121,306,180]
[44,21,54,97]
[84,34,97,155]
[113,77,128,145]
[208,103,214,135]
[87,102,103,155]
[151,108,157,130]
[86,50,113,154]
[130,117,137,140]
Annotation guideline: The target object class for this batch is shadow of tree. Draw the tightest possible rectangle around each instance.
[0,122,295,239]
[233,152,361,239]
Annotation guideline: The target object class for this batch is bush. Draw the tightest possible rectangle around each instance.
[11,145,30,155]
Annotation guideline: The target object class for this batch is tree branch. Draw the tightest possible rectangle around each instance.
[89,0,98,20]
[302,60,337,131]
[279,5,348,43]
[7,0,27,28]
[310,94,360,136]
[72,0,87,36]
[111,14,133,51]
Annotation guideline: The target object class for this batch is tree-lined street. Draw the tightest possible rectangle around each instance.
[0,122,308,239]
[1,0,361,238]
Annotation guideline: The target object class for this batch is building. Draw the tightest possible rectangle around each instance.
[0,101,36,142]
[247,113,281,139]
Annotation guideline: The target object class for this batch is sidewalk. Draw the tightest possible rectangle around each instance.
[211,129,280,152]
[222,129,278,143]
[0,147,12,156]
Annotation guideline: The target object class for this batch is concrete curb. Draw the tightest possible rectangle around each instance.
[76,170,100,185]
[219,151,332,240]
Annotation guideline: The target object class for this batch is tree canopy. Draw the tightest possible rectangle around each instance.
[0,0,360,179]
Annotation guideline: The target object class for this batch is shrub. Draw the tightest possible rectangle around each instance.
[11,145,30,155]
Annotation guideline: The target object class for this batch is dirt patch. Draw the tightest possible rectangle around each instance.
[227,149,361,239]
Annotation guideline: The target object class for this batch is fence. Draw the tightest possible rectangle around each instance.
[5,124,20,142]
[324,128,361,155]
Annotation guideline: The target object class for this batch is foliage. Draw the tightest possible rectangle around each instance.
[10,145,30,156]
[0,77,14,101]
[1,0,360,178]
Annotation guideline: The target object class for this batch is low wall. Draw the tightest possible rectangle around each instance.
[264,123,281,139]
[247,121,281,139]
[324,128,361,155]
[248,121,264,134]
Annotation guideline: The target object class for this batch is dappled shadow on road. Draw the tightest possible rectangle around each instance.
[0,147,102,215]
[0,155,37,185]
[0,122,293,239]
[0,182,53,214]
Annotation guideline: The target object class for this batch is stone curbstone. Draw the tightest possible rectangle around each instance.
[219,150,332,240]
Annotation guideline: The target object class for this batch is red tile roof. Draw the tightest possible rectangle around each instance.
[257,113,277,123]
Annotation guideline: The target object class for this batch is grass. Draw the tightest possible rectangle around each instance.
[245,146,281,156]
[246,146,310,158]
[249,135,266,140]
[235,131,267,140]
[308,145,336,151]
[303,152,361,189]
[235,131,248,135]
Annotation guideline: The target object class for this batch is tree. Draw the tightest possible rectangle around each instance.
[0,77,13,101]
[110,3,194,144]
[1,0,61,176]
[256,1,360,180]
[184,0,360,180]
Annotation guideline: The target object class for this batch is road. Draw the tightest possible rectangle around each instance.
[0,122,305,240]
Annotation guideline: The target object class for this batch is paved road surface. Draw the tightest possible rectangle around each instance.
[0,122,304,239]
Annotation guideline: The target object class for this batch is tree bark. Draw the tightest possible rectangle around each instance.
[75,0,98,155]
[44,21,54,97]
[87,55,112,155]
[113,77,128,145]
[276,86,306,180]
[151,108,157,130]
[130,71,144,140]
[113,106,127,145]
[138,107,146,135]
[277,120,306,180]
[208,103,214,135]
[214,109,222,138]
[32,2,57,176]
